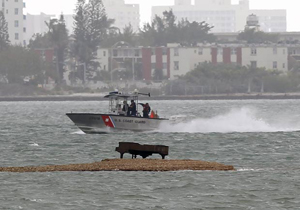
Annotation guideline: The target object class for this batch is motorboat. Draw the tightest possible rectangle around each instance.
[66,90,168,134]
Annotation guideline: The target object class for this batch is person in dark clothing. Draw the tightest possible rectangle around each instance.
[122,101,128,116]
[142,103,151,118]
[129,100,137,116]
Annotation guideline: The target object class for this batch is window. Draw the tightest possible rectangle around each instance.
[103,51,106,56]
[162,48,167,55]
[23,27,26,32]
[15,33,19,40]
[14,8,18,15]
[15,0,18,2]
[151,48,155,55]
[273,61,277,69]
[231,48,237,55]
[151,63,156,69]
[14,20,19,27]
[283,63,286,69]
[251,48,257,56]
[174,48,179,56]
[113,49,118,57]
[218,48,223,55]
[198,48,203,55]
[163,63,167,69]
[250,61,257,68]
[273,47,277,54]
[134,49,140,57]
[174,61,179,70]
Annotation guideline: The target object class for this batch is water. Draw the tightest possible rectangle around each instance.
[1,100,300,209]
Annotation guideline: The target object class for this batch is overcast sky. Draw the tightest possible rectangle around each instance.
[25,0,300,31]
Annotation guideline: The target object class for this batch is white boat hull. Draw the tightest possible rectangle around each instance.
[66,113,168,134]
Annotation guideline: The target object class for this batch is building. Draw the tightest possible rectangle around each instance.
[96,44,169,82]
[0,0,25,45]
[96,43,288,81]
[24,0,140,45]
[215,31,300,44]
[152,0,286,33]
[169,43,288,79]
[25,13,55,44]
[102,0,140,32]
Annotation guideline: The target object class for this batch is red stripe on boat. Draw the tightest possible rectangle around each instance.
[101,115,115,128]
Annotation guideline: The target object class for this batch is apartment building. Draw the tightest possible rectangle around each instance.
[25,13,55,43]
[169,43,288,79]
[0,0,25,45]
[24,0,140,45]
[102,0,140,32]
[96,43,288,81]
[152,0,286,33]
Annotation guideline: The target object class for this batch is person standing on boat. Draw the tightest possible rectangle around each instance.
[142,103,151,118]
[122,101,128,116]
[129,100,137,116]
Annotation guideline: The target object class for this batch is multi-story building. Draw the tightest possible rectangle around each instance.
[0,0,25,45]
[25,0,140,45]
[169,43,288,79]
[102,0,140,32]
[96,43,288,81]
[152,0,286,33]
[25,13,55,43]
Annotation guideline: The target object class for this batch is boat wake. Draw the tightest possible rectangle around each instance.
[158,107,300,133]
[72,130,86,135]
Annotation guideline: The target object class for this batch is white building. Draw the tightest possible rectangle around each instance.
[25,13,55,43]
[25,0,141,43]
[168,43,288,79]
[152,0,286,33]
[242,45,288,71]
[102,0,140,32]
[0,0,25,45]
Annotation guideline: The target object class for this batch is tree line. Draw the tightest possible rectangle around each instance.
[167,62,300,95]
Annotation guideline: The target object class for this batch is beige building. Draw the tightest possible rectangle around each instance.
[168,43,288,79]
[152,0,286,33]
[242,45,287,71]
[1,0,25,45]
[102,0,140,32]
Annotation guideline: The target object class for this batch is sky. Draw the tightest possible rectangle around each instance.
[25,0,300,31]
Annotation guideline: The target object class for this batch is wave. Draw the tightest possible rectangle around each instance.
[158,107,300,133]
[71,130,86,135]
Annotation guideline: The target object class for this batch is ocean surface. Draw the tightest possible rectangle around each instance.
[0,99,300,209]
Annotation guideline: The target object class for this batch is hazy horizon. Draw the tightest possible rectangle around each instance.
[25,0,300,31]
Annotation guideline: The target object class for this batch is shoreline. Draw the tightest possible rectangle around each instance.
[1,93,300,101]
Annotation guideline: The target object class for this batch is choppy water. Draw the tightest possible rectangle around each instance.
[1,99,300,209]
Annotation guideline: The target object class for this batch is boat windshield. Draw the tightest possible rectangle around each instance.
[104,91,140,115]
